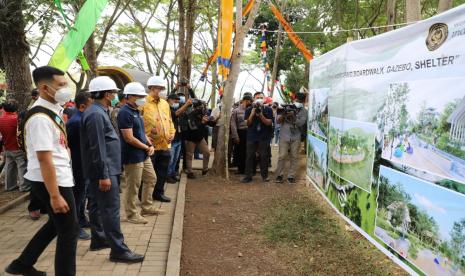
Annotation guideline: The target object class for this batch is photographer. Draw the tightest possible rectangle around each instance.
[275,94,308,184]
[242,92,274,183]
[178,92,214,178]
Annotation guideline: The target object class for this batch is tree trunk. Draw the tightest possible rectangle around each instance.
[406,0,421,23]
[178,0,196,82]
[0,0,32,111]
[157,0,175,75]
[83,32,98,89]
[212,0,262,178]
[385,0,396,32]
[437,0,452,13]
[270,23,283,98]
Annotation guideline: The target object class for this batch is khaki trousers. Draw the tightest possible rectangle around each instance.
[185,139,210,172]
[275,139,301,178]
[123,158,156,218]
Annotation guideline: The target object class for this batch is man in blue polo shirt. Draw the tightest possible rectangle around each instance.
[118,82,160,224]
[242,92,274,183]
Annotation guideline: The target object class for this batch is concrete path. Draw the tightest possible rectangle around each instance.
[0,181,180,276]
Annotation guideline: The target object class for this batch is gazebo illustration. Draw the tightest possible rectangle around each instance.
[447,96,465,147]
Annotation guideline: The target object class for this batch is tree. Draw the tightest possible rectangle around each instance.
[437,0,453,13]
[406,0,421,23]
[0,0,33,109]
[178,0,197,81]
[212,0,262,178]
[449,218,465,268]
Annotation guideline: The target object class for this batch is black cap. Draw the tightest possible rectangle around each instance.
[168,93,180,100]
[242,94,253,101]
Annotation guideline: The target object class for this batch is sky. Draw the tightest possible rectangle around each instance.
[403,78,465,119]
[380,166,465,240]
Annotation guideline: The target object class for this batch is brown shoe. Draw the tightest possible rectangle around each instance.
[127,215,148,224]
[141,207,164,217]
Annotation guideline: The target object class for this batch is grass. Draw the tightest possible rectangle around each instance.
[262,192,407,275]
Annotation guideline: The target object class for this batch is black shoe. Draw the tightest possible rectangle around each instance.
[153,194,171,203]
[90,241,110,251]
[174,175,181,181]
[288,177,296,184]
[5,261,46,276]
[241,177,252,183]
[202,169,209,176]
[166,176,177,184]
[110,251,144,263]
[262,176,270,182]
[79,229,91,240]
[187,172,196,179]
[275,175,284,183]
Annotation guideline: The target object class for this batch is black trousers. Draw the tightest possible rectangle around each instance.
[15,181,79,276]
[88,176,129,255]
[25,178,45,212]
[151,150,171,196]
[234,129,248,173]
[73,177,88,227]
[245,140,270,179]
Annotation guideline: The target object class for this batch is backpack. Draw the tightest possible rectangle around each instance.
[17,106,67,152]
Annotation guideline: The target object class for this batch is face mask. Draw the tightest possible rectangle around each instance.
[135,98,146,107]
[294,102,303,108]
[170,103,180,109]
[49,86,72,106]
[179,96,186,104]
[255,99,264,105]
[111,96,119,107]
[159,91,167,98]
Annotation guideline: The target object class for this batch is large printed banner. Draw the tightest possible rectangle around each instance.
[307,5,465,276]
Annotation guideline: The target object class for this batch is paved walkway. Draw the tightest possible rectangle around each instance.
[0,181,179,276]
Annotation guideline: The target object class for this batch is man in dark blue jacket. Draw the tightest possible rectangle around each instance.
[80,76,144,263]
[66,91,92,240]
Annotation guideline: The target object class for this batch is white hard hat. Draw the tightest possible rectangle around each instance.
[147,75,166,88]
[123,82,147,96]
[89,76,120,93]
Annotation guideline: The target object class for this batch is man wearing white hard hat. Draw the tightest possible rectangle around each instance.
[118,82,162,224]
[141,76,175,203]
[80,76,144,263]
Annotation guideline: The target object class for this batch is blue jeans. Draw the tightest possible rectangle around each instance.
[274,126,281,144]
[168,140,182,176]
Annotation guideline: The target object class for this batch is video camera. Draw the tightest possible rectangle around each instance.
[282,104,300,123]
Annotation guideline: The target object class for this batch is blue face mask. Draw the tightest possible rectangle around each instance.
[179,96,186,104]
[171,103,180,109]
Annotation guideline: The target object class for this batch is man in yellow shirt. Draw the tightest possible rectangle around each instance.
[141,76,175,203]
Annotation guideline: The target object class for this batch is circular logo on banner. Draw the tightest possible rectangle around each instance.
[426,23,448,51]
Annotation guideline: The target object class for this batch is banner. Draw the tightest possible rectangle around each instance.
[270,3,313,62]
[217,0,234,78]
[307,5,465,276]
[49,0,108,71]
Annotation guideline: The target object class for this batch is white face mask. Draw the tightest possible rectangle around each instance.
[49,86,72,106]
[135,98,146,107]
[171,103,180,109]
[294,102,303,108]
[179,96,186,104]
[159,91,168,99]
[255,99,264,105]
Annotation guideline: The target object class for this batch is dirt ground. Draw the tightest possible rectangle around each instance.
[0,189,25,209]
[181,156,408,276]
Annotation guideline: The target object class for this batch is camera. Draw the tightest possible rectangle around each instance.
[253,102,262,114]
[190,99,208,117]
